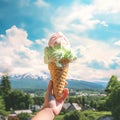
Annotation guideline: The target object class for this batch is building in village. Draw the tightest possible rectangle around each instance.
[63,103,81,112]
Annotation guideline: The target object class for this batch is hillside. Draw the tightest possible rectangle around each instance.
[0,73,106,90]
[67,79,106,90]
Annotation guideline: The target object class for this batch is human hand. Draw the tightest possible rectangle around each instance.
[43,80,69,116]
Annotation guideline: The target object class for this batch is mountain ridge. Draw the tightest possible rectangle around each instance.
[0,73,107,90]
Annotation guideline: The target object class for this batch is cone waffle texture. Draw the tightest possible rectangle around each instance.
[48,59,69,99]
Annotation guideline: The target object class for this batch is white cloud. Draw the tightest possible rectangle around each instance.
[51,4,97,32]
[0,26,45,75]
[100,21,108,27]
[114,40,120,46]
[5,25,32,47]
[1,0,120,83]
[50,0,120,33]
[47,0,120,82]
[43,30,120,82]
[35,38,48,47]
[76,37,120,67]
[68,59,120,82]
[93,0,120,14]
[0,25,120,82]
[34,0,50,7]
[65,35,120,81]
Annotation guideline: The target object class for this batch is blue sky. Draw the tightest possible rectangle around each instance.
[0,0,120,82]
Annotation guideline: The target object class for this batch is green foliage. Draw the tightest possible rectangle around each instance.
[107,85,120,119]
[90,99,97,108]
[0,74,11,96]
[81,96,86,106]
[63,111,88,120]
[0,96,6,115]
[17,113,31,120]
[33,96,44,106]
[96,100,107,111]
[105,75,118,95]
[83,110,111,120]
[21,88,45,96]
[54,115,64,120]
[4,90,33,110]
[63,110,111,120]
[67,93,106,111]
[67,96,88,107]
[0,96,5,110]
[67,97,76,104]
[112,105,120,120]
[105,75,120,119]
[55,110,111,120]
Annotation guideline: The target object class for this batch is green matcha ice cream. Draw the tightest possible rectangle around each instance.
[44,32,77,67]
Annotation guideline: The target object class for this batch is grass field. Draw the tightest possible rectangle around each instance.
[83,110,111,119]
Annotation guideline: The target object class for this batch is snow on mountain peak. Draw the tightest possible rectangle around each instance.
[0,72,50,80]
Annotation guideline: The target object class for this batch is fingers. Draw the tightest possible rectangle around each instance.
[65,81,68,86]
[56,81,69,102]
[47,80,53,95]
[60,81,69,101]
[46,80,53,99]
[57,88,69,102]
[43,80,53,108]
[61,88,69,100]
[44,80,69,107]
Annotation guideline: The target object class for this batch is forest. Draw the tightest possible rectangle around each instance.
[0,74,120,120]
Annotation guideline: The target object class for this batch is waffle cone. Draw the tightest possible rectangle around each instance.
[48,59,69,100]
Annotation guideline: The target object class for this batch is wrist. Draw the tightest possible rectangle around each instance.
[43,108,55,119]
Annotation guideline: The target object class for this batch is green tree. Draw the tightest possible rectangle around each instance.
[0,74,11,96]
[107,84,120,119]
[0,96,6,115]
[24,94,33,108]
[96,99,107,111]
[18,113,31,120]
[33,96,44,106]
[90,99,96,108]
[75,97,82,105]
[81,96,86,107]
[112,105,120,120]
[105,75,120,119]
[68,97,76,104]
[4,90,33,110]
[105,75,118,95]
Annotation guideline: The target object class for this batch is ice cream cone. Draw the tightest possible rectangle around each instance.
[44,32,77,99]
[48,59,69,100]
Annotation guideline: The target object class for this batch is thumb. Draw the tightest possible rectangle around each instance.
[43,80,53,107]
[46,80,53,99]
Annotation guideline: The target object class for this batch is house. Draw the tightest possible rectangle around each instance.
[31,105,41,112]
[67,103,81,111]
[14,110,32,115]
[63,103,81,112]
[72,103,82,110]
[8,114,18,120]
[0,115,3,120]
[63,103,71,110]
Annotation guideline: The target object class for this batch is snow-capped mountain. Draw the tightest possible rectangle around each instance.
[8,72,50,80]
[0,73,107,90]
